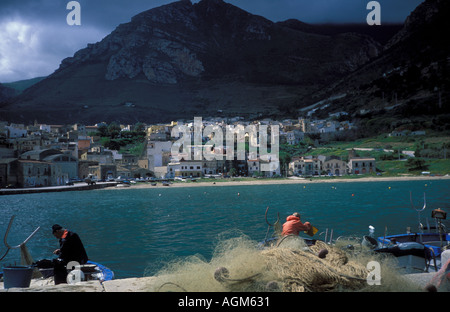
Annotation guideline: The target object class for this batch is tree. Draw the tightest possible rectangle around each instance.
[107,122,121,139]
[405,158,428,172]
[134,122,145,133]
[105,139,121,151]
[97,124,109,137]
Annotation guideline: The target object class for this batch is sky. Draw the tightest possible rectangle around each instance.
[0,0,424,83]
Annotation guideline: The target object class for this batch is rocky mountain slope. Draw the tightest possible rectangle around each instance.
[2,0,448,129]
[1,0,382,124]
[315,0,450,135]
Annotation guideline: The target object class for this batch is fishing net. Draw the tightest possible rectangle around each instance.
[148,234,274,292]
[147,232,424,292]
[262,239,368,292]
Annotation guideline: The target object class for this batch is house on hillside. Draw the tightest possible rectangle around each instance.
[323,156,347,176]
[20,149,78,182]
[18,159,64,187]
[0,158,19,188]
[147,140,172,172]
[247,157,280,177]
[348,157,376,175]
[289,156,322,176]
[286,130,304,145]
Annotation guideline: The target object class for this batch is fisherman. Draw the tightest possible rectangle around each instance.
[51,224,88,284]
[281,212,312,236]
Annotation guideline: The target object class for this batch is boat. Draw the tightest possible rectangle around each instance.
[88,261,114,281]
[370,193,449,273]
[35,259,114,283]
[1,259,114,288]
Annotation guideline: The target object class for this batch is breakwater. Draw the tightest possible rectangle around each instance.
[0,182,117,195]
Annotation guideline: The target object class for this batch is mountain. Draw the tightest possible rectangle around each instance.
[0,0,383,124]
[0,84,16,102]
[2,0,448,130]
[313,0,450,135]
[2,77,46,95]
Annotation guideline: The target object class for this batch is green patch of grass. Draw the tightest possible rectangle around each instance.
[376,159,450,176]
[121,141,146,157]
[427,159,450,175]
[370,160,407,176]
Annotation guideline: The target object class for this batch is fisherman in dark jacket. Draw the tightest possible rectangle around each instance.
[51,224,88,284]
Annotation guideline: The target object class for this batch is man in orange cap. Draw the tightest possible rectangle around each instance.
[281,212,311,236]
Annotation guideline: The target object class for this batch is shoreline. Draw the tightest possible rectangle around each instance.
[1,175,448,195]
[0,182,118,195]
[127,175,450,190]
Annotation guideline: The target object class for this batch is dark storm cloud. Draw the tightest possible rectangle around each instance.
[0,0,424,82]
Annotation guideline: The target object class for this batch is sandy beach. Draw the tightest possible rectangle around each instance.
[128,175,450,190]
[3,175,447,195]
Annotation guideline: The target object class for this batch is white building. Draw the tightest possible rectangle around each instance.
[247,156,280,177]
[167,160,203,178]
[147,140,172,171]
[5,125,27,138]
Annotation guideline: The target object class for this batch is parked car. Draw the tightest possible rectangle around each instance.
[85,178,96,185]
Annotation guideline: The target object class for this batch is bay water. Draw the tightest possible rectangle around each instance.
[1,179,449,279]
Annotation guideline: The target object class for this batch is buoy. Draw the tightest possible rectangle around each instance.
[214,267,230,283]
[352,194,355,197]
[388,187,391,189]
[318,249,328,259]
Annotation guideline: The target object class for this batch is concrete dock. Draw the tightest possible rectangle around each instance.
[0,182,118,195]
[0,272,441,292]
[0,276,158,292]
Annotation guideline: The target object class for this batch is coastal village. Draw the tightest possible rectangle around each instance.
[0,116,381,189]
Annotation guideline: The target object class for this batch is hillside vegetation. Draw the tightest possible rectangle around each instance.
[281,130,450,177]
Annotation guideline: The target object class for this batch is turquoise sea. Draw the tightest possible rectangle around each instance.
[1,179,449,279]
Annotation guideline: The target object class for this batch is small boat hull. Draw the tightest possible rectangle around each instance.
[375,233,450,273]
[36,260,114,282]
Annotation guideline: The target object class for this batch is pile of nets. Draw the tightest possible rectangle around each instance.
[148,232,414,292]
[261,239,368,292]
